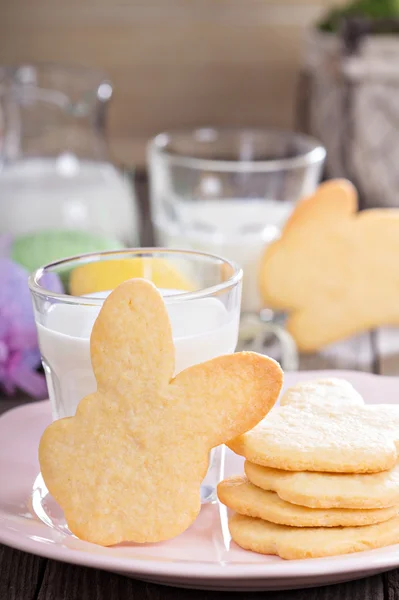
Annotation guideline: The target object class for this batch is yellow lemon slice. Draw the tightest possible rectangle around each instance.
[69,257,196,296]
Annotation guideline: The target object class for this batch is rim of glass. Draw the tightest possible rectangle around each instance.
[0,62,111,84]
[0,63,113,106]
[28,248,243,306]
[148,127,326,173]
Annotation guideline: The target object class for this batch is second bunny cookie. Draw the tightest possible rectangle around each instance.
[39,279,283,546]
[258,179,399,352]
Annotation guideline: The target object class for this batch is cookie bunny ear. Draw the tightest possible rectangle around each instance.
[90,279,175,394]
[284,179,358,235]
[170,352,283,447]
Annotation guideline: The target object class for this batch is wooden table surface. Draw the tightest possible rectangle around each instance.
[2,176,399,599]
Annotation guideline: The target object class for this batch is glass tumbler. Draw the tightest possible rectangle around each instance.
[29,248,242,503]
[148,128,326,314]
[148,129,326,369]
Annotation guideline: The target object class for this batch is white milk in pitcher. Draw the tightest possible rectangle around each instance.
[0,157,139,244]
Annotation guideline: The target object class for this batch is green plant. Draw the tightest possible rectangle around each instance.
[318,0,399,33]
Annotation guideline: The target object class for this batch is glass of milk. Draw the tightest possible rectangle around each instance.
[148,128,325,315]
[0,64,139,253]
[29,248,242,503]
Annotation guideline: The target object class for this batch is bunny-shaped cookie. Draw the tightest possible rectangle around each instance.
[39,279,283,546]
[259,179,399,351]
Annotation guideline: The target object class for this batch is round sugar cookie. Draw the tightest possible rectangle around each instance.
[245,460,399,509]
[228,400,399,473]
[229,513,399,560]
[218,476,398,527]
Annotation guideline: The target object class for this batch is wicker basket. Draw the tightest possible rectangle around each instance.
[298,25,399,208]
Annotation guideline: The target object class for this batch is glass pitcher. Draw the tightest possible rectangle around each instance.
[0,64,139,271]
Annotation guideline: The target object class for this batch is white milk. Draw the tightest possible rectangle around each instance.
[154,198,294,313]
[0,157,139,244]
[37,291,240,420]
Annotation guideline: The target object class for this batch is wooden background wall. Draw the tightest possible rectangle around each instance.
[0,0,342,169]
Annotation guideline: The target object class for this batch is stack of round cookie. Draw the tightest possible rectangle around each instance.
[218,379,399,560]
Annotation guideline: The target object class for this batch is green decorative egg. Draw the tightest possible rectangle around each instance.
[11,230,124,273]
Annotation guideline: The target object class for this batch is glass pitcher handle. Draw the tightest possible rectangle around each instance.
[238,312,299,372]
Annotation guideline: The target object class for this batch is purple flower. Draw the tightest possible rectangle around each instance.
[0,257,62,398]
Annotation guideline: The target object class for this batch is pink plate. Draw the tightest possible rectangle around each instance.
[1,370,399,591]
